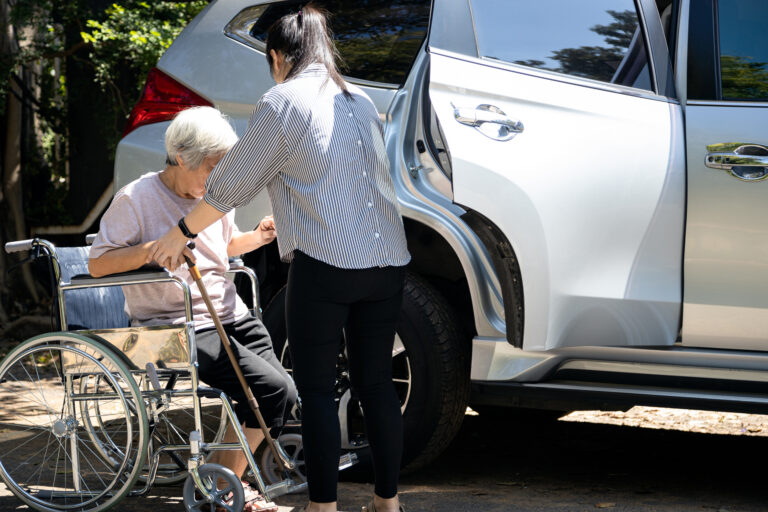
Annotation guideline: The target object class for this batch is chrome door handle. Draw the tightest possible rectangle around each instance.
[705,143,768,181]
[453,103,523,141]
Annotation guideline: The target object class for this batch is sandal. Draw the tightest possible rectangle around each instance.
[212,481,278,512]
[241,482,279,512]
[362,500,405,512]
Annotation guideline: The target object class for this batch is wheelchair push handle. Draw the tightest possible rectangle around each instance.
[5,239,35,254]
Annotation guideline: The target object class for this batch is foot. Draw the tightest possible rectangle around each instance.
[362,496,404,512]
[241,482,278,512]
[211,482,277,512]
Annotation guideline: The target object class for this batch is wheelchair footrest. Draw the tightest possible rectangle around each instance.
[266,478,308,499]
[339,451,358,471]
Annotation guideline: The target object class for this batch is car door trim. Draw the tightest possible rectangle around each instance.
[429,47,679,105]
[637,0,677,98]
[687,100,768,108]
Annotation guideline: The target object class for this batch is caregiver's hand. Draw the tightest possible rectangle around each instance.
[148,226,189,271]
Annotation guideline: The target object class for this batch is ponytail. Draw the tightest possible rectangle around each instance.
[266,4,350,96]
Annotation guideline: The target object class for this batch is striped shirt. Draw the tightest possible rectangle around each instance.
[204,64,411,270]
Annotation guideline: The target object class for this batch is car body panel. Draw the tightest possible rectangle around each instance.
[682,101,768,350]
[428,50,685,352]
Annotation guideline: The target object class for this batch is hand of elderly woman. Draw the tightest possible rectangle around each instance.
[147,226,189,271]
[149,200,228,270]
[256,215,276,245]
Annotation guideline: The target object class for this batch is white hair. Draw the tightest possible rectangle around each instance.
[165,107,238,170]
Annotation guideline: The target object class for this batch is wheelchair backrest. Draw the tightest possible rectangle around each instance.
[56,246,131,330]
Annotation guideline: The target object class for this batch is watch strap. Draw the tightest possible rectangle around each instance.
[178,217,198,239]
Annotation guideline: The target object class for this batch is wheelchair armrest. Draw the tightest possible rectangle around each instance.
[227,257,259,314]
[68,267,174,287]
[63,266,195,323]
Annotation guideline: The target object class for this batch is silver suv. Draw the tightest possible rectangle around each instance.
[114,0,768,470]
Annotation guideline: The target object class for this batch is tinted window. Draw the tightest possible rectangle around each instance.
[250,0,430,85]
[468,0,653,91]
[718,0,768,101]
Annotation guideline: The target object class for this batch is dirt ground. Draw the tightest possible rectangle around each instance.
[3,405,768,512]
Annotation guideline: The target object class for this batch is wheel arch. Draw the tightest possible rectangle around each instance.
[401,210,520,346]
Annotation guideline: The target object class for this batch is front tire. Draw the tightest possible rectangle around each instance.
[262,272,469,474]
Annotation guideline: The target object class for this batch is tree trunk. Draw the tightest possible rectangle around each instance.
[1,0,40,324]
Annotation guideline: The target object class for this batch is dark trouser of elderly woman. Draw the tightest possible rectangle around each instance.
[286,251,406,503]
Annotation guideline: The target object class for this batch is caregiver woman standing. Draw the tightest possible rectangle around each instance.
[149,5,410,512]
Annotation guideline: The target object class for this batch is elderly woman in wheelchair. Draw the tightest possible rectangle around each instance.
[0,107,317,512]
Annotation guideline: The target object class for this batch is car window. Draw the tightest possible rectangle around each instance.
[718,0,768,101]
[248,0,430,86]
[468,0,653,91]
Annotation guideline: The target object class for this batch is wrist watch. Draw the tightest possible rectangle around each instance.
[178,217,198,239]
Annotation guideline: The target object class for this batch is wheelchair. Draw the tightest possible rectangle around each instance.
[0,238,356,512]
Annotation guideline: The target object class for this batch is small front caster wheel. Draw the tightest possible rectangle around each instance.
[183,463,244,512]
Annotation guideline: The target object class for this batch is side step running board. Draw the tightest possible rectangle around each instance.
[471,380,768,415]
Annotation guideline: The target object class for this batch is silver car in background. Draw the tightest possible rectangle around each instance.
[114,0,768,470]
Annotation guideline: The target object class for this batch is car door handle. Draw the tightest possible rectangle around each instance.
[705,143,768,181]
[453,104,523,141]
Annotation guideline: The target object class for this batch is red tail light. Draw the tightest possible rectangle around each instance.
[123,68,213,137]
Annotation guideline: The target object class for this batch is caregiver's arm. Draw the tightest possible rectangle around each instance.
[148,200,226,271]
[149,100,287,270]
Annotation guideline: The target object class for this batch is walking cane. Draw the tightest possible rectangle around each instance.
[183,242,293,475]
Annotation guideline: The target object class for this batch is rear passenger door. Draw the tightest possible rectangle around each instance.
[428,0,686,350]
[682,0,768,350]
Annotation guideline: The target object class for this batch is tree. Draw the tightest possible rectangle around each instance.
[549,9,638,83]
[720,55,768,100]
[0,0,205,337]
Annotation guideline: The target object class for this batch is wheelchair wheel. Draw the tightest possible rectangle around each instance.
[0,332,149,512]
[259,432,306,485]
[79,370,228,486]
[182,463,244,512]
[143,381,228,485]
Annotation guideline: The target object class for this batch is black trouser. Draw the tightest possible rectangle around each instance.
[286,251,406,503]
[196,316,297,430]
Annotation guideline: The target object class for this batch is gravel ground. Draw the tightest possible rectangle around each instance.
[3,406,768,512]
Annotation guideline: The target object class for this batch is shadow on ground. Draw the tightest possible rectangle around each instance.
[2,410,768,511]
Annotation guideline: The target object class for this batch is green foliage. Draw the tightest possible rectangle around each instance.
[721,55,768,100]
[591,10,637,49]
[81,1,207,112]
[2,0,205,226]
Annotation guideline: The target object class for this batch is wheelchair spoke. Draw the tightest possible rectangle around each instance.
[54,435,94,499]
[29,433,58,486]
[76,432,121,478]
[74,437,109,490]
[31,353,57,425]
[2,429,49,458]
[50,436,62,498]
[10,361,59,419]
[161,414,187,442]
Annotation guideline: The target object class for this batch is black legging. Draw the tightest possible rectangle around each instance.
[286,251,405,503]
